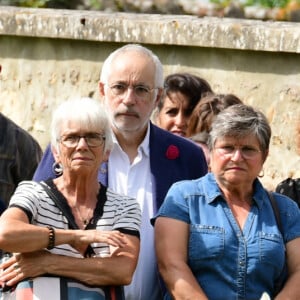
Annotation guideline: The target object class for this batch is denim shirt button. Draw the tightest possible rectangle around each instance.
[239,261,245,266]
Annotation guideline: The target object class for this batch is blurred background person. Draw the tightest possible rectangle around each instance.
[187,93,243,164]
[153,104,300,299]
[275,121,300,206]
[0,64,42,212]
[154,73,212,137]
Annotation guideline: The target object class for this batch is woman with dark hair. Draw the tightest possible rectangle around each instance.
[187,93,243,164]
[154,73,212,137]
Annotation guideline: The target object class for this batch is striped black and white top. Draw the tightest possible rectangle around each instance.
[9,181,141,258]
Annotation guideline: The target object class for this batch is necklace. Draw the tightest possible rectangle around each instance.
[74,206,92,227]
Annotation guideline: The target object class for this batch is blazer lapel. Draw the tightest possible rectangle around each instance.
[149,123,173,210]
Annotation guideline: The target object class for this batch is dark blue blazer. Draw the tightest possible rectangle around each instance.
[33,123,208,211]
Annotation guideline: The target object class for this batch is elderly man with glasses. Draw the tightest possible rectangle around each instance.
[33,44,208,300]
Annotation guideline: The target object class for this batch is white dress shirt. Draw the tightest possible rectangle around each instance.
[108,124,161,300]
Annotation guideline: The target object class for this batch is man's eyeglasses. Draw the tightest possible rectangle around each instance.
[59,133,106,148]
[215,145,261,160]
[108,83,157,100]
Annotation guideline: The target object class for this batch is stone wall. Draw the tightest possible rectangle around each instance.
[0,6,300,189]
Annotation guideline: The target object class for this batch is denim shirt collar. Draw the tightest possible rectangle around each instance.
[202,172,267,209]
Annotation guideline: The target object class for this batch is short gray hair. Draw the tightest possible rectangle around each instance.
[208,104,271,154]
[51,97,113,153]
[100,44,164,89]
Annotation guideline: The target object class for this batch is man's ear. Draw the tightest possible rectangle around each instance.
[99,81,105,98]
[103,150,110,162]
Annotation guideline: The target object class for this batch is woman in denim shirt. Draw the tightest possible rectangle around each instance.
[153,104,300,300]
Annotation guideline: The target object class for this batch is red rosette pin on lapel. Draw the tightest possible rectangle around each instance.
[165,145,180,160]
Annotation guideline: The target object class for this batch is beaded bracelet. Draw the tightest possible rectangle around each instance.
[46,226,55,250]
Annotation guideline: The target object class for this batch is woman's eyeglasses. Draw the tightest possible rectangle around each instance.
[215,145,261,160]
[59,133,106,148]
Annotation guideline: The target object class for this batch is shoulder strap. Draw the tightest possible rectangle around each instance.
[267,190,287,296]
[41,179,108,230]
[39,180,124,298]
[40,180,79,230]
[39,179,96,257]
[268,191,283,235]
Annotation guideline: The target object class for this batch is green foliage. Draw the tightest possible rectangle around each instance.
[245,0,289,8]
[15,0,48,7]
[88,0,102,10]
[207,0,296,8]
[210,0,234,7]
